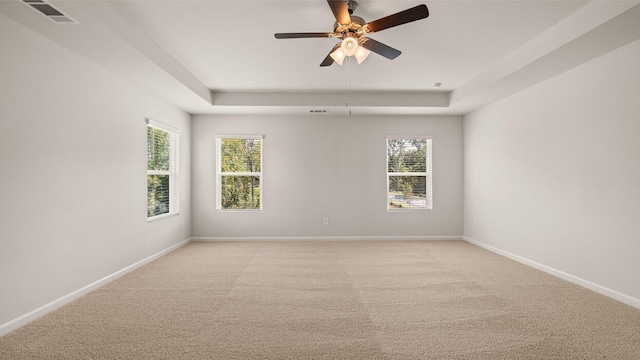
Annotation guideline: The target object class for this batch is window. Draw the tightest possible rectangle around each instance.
[216,135,263,210]
[387,137,432,211]
[147,120,178,219]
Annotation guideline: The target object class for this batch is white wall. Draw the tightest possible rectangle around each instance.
[464,38,640,302]
[0,15,191,328]
[192,114,463,239]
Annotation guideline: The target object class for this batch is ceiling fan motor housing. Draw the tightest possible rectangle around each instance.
[334,15,366,37]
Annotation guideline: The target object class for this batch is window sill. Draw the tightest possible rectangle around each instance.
[147,212,180,222]
[387,209,433,213]
[216,209,263,213]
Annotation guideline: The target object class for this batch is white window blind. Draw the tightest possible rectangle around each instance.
[216,135,263,210]
[147,120,178,219]
[387,137,432,211]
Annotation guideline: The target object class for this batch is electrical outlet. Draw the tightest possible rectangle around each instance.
[474,219,477,228]
[323,218,329,225]
[181,220,185,229]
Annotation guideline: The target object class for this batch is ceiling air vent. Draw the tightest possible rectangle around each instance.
[23,0,78,24]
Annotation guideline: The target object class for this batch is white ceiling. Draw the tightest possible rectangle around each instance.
[115,0,584,92]
[3,0,640,115]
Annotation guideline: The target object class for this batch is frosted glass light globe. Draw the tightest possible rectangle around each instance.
[330,48,346,65]
[340,37,359,57]
[354,46,370,64]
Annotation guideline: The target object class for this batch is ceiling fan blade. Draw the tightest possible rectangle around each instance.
[363,4,429,33]
[359,38,401,60]
[320,43,342,67]
[275,33,333,39]
[327,0,351,25]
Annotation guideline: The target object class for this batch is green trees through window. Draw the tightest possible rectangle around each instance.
[217,137,262,210]
[147,124,177,218]
[387,138,432,210]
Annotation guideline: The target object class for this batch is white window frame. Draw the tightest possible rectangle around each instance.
[216,135,264,211]
[147,119,179,221]
[386,136,433,212]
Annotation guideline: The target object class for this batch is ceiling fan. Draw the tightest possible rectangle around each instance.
[274,0,429,67]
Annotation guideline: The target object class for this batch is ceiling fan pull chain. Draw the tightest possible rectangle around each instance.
[345,57,352,115]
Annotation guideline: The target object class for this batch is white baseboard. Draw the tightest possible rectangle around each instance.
[463,236,640,310]
[192,236,463,242]
[0,238,192,337]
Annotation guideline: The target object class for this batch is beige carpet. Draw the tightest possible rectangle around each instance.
[1,241,639,359]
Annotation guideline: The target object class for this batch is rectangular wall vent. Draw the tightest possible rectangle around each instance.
[22,0,78,24]
[309,109,328,113]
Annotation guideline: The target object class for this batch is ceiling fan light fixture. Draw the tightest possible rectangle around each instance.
[340,37,359,57]
[354,46,370,64]
[330,47,346,65]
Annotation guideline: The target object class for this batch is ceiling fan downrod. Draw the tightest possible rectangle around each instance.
[346,0,358,15]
